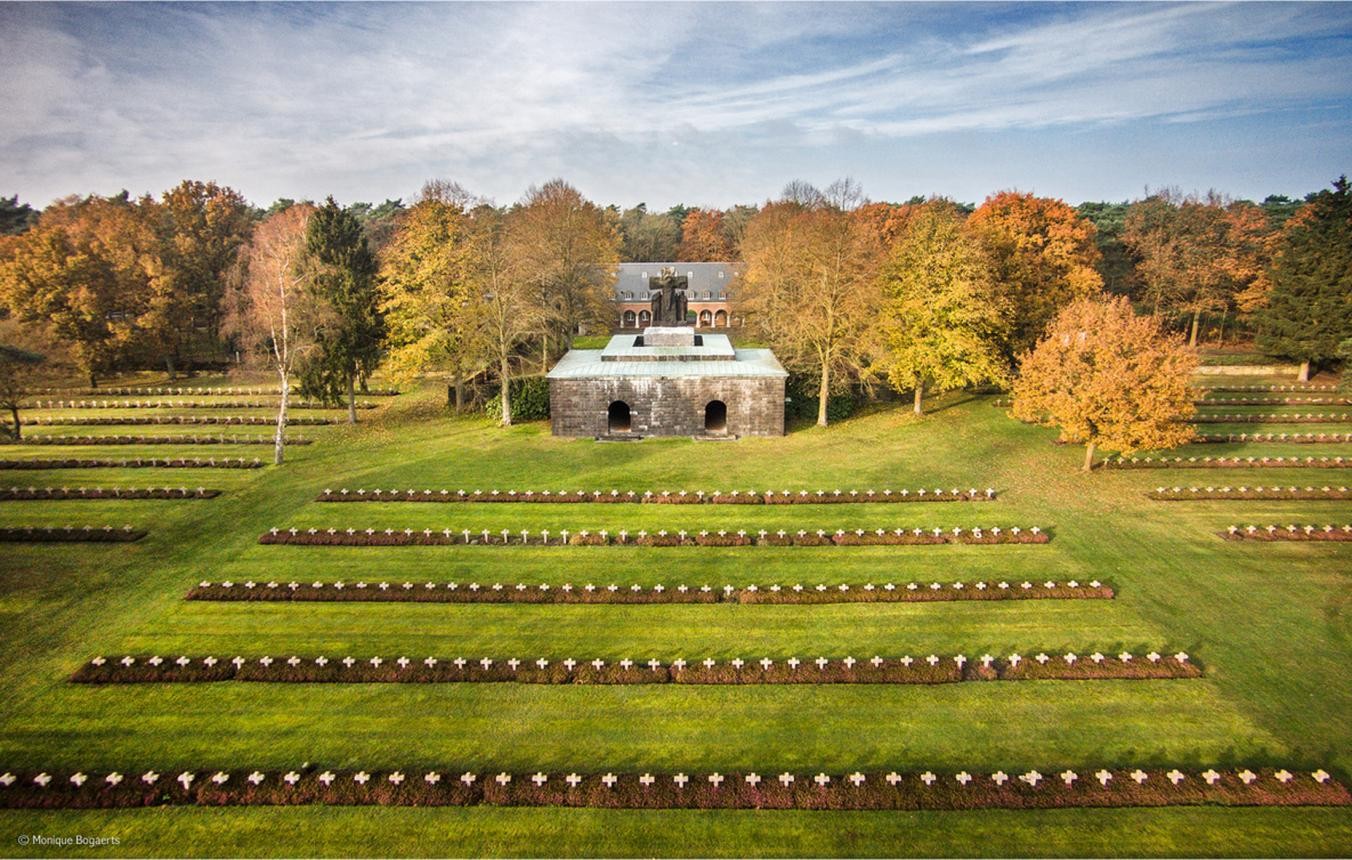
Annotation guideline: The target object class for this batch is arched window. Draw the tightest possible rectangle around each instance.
[699,310,713,327]
[608,401,632,433]
[714,309,728,328]
[622,310,636,328]
[704,400,727,433]
[638,310,651,326]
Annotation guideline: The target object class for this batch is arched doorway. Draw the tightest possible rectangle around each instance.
[714,309,728,328]
[608,401,632,433]
[638,310,651,327]
[699,310,713,327]
[704,400,727,433]
[622,310,636,328]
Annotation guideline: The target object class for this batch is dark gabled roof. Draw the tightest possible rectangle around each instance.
[613,262,741,301]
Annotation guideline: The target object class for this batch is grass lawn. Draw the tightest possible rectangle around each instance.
[0,379,1348,857]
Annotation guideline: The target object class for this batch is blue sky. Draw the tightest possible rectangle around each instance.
[2,2,1350,209]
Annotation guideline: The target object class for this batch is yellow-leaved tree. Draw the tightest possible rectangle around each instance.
[874,202,1008,414]
[1012,296,1197,471]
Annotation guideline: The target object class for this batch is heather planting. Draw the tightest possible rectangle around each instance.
[258,525,1050,547]
[0,487,219,500]
[187,578,1112,604]
[33,386,400,396]
[0,525,146,542]
[1101,455,1349,469]
[1148,486,1348,501]
[70,650,1197,685]
[1222,524,1352,542]
[1190,412,1352,423]
[0,457,262,470]
[1,766,1341,811]
[22,415,335,426]
[23,399,376,410]
[11,434,313,446]
[1193,432,1352,444]
[316,487,998,504]
[1193,397,1348,406]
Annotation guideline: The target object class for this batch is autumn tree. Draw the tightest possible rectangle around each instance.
[378,192,482,411]
[738,182,886,426]
[874,203,1007,414]
[0,318,68,439]
[224,204,314,464]
[968,191,1104,357]
[143,180,253,377]
[617,204,680,262]
[506,180,619,351]
[1013,296,1197,471]
[467,204,546,426]
[1256,176,1352,381]
[299,197,384,423]
[0,195,153,385]
[677,208,735,261]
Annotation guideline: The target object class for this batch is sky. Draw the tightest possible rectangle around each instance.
[2,2,1351,210]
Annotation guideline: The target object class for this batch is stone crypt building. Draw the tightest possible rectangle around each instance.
[549,268,786,438]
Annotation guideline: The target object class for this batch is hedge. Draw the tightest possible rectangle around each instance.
[316,487,998,505]
[258,526,1051,547]
[0,767,1342,811]
[1194,432,1352,444]
[34,386,400,396]
[0,526,146,542]
[1191,413,1352,424]
[24,399,375,410]
[1101,456,1349,470]
[1222,524,1352,542]
[0,458,263,470]
[21,416,334,427]
[186,578,1112,605]
[11,435,312,446]
[69,650,1196,685]
[1149,486,1348,501]
[484,377,551,422]
[0,487,219,501]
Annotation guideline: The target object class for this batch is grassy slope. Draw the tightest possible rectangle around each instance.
[0,382,1348,857]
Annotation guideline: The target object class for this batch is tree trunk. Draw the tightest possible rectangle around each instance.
[1188,309,1200,347]
[165,354,177,381]
[816,363,830,427]
[499,353,513,427]
[89,372,98,388]
[9,405,20,440]
[913,383,923,415]
[346,373,357,424]
[274,372,288,465]
[453,367,464,414]
[541,336,549,374]
[1082,440,1097,472]
[1298,360,1310,382]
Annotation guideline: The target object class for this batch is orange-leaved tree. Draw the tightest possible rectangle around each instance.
[968,191,1103,357]
[677,208,735,261]
[1012,296,1197,471]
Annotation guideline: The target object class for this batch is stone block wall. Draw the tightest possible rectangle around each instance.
[550,376,785,437]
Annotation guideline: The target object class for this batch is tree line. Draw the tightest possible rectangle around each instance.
[1,174,1347,464]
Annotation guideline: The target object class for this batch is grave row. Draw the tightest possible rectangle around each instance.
[0,458,263,470]
[1194,432,1352,444]
[1194,383,1339,392]
[259,525,1050,547]
[318,487,998,504]
[72,650,1197,685]
[186,578,1112,604]
[1193,397,1348,406]
[22,416,334,426]
[1222,524,1352,542]
[1102,456,1349,470]
[34,386,400,396]
[0,487,218,501]
[24,399,375,410]
[1148,486,1349,501]
[12,435,312,446]
[1191,413,1351,424]
[0,767,1341,811]
[0,526,146,543]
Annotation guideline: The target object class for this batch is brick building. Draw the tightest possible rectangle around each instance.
[613,262,741,330]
